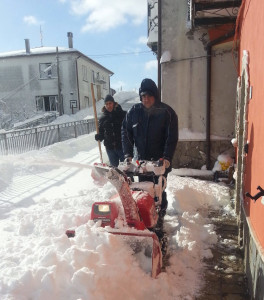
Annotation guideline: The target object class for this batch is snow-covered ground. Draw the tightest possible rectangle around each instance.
[0,128,235,299]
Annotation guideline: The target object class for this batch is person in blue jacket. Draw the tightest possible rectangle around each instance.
[122,78,178,242]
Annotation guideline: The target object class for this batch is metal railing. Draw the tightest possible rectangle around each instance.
[0,119,96,156]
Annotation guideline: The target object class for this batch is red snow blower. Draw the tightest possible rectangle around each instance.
[89,159,167,278]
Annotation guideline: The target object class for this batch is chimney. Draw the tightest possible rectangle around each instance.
[67,32,73,48]
[25,39,30,54]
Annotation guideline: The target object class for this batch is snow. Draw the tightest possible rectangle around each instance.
[0,47,76,58]
[179,127,231,141]
[0,128,234,299]
[48,91,139,125]
[160,50,172,63]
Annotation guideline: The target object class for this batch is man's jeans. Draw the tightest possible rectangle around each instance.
[106,148,124,167]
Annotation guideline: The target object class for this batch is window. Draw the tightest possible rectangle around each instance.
[102,76,107,89]
[36,95,57,112]
[91,70,95,83]
[84,96,90,107]
[82,65,88,81]
[39,63,57,79]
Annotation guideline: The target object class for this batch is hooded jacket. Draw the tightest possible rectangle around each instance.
[98,103,126,150]
[122,79,178,167]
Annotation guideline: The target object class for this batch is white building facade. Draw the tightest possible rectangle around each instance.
[0,33,113,129]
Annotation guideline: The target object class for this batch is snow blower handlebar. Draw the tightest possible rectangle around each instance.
[118,159,166,177]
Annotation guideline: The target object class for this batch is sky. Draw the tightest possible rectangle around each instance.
[0,92,237,300]
[0,0,157,92]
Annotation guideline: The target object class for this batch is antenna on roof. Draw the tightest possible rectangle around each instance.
[40,25,43,47]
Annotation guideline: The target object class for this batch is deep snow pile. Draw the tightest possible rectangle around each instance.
[50,91,139,125]
[0,134,234,300]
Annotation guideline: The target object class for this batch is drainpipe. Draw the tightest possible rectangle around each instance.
[205,29,235,169]
[75,56,81,110]
[158,0,162,100]
[56,47,62,116]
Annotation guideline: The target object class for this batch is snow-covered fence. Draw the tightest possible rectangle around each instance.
[13,112,57,130]
[0,119,96,155]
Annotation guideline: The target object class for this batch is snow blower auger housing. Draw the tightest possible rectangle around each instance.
[90,159,167,278]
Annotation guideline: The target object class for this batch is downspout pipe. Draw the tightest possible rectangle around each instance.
[205,29,235,169]
[75,56,81,110]
[158,0,162,100]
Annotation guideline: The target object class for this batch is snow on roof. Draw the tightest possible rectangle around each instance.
[0,46,114,74]
[0,46,75,58]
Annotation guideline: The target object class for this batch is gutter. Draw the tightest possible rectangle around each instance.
[205,29,235,169]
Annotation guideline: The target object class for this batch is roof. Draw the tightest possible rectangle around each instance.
[0,46,114,75]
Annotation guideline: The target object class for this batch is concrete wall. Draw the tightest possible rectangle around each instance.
[238,0,264,249]
[160,0,237,168]
[236,0,264,297]
[174,140,234,169]
[0,54,61,121]
[0,51,112,127]
[77,57,110,110]
[242,209,264,300]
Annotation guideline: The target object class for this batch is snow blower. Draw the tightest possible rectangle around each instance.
[89,159,167,278]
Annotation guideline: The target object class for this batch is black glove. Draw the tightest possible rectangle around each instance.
[95,133,103,141]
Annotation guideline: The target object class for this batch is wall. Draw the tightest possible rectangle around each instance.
[239,0,264,248]
[161,0,237,168]
[77,57,110,110]
[237,0,264,297]
[0,50,112,126]
[242,208,264,299]
[0,54,60,125]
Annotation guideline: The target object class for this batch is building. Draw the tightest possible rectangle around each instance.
[0,32,113,129]
[147,1,264,298]
[147,0,241,169]
[234,0,264,298]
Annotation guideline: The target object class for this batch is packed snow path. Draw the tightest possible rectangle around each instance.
[0,132,236,300]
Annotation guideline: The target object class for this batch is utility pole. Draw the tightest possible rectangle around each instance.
[56,47,62,116]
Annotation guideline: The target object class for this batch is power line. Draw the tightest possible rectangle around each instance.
[87,50,153,58]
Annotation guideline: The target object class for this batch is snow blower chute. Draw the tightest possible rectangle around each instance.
[90,160,167,278]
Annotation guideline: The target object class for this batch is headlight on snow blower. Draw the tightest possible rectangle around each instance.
[98,204,110,213]
[91,202,119,228]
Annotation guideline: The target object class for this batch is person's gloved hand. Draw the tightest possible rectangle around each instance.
[124,156,132,165]
[95,133,103,141]
[163,158,170,169]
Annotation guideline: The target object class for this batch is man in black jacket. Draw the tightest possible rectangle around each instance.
[122,78,178,241]
[95,94,126,167]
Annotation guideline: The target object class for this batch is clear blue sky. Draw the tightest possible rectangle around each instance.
[0,0,157,91]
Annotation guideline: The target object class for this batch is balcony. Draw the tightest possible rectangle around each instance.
[189,0,242,28]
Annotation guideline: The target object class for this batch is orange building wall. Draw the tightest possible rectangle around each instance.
[239,0,264,247]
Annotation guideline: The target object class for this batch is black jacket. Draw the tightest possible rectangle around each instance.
[98,103,126,150]
[122,100,178,165]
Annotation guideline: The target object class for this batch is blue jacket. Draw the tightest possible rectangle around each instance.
[122,100,178,164]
